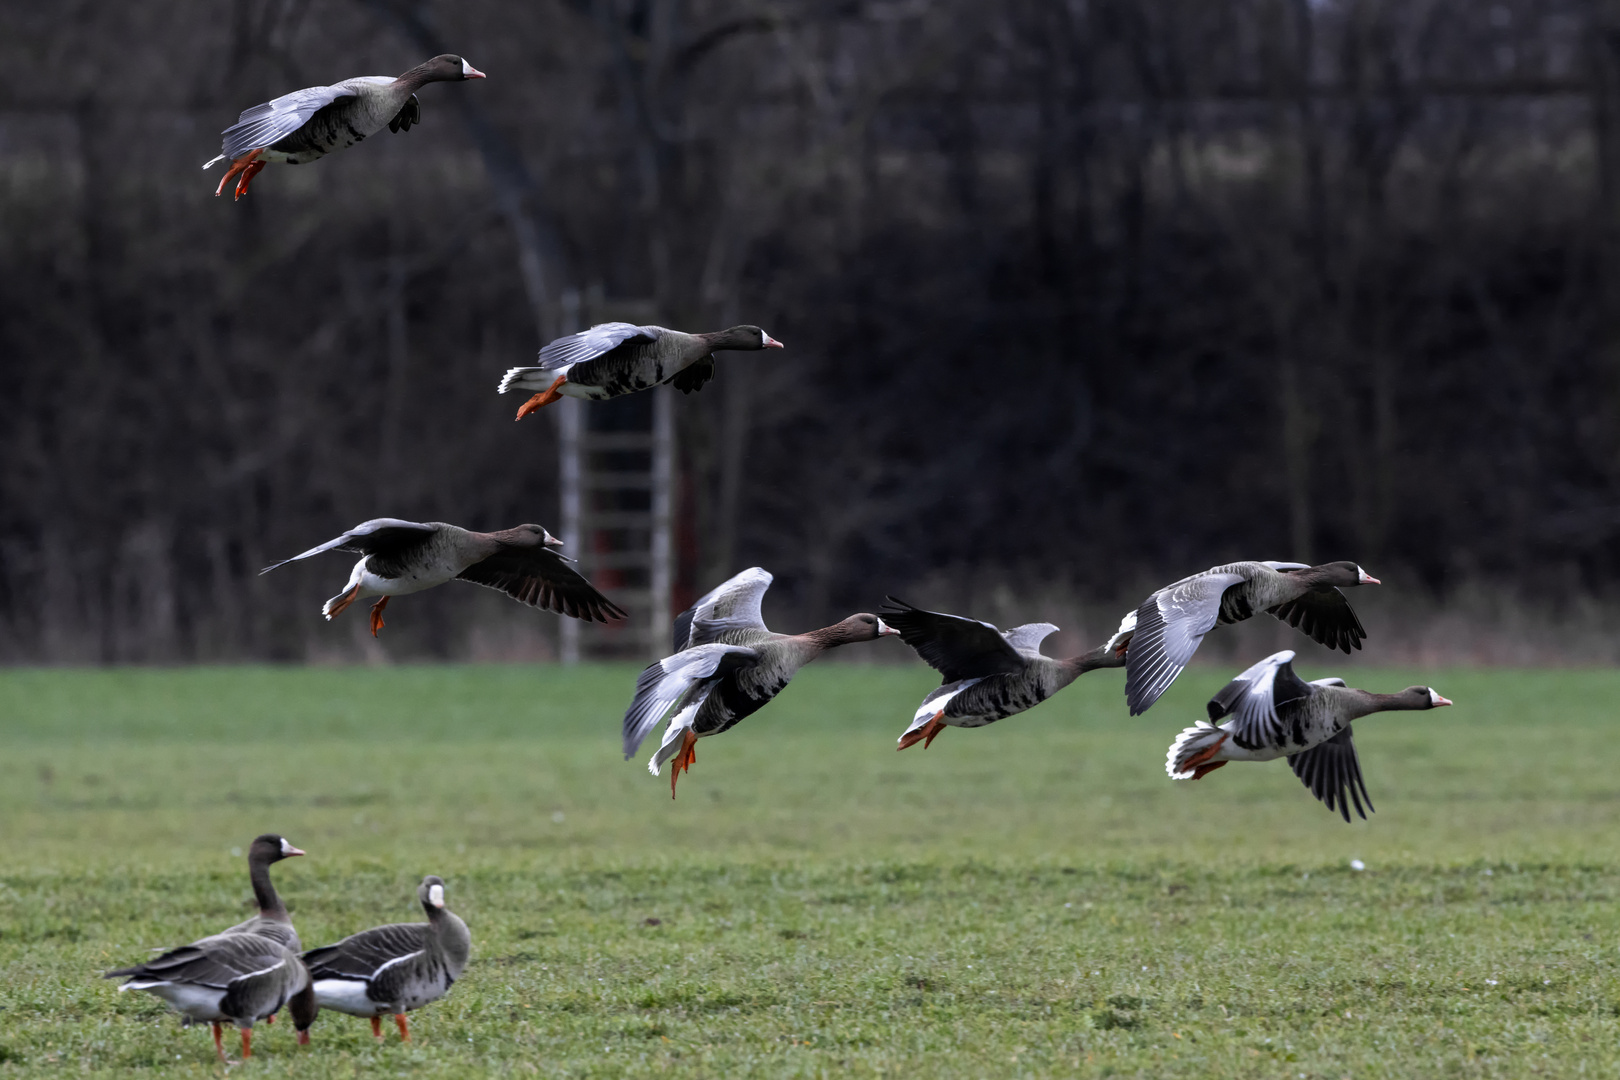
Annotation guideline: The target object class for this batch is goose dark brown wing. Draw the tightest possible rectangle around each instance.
[879,598,1024,683]
[1268,587,1367,653]
[456,547,626,622]
[105,933,288,988]
[1206,650,1316,751]
[669,356,715,394]
[1286,726,1374,822]
[303,924,427,981]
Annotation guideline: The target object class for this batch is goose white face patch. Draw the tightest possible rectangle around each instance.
[429,884,445,908]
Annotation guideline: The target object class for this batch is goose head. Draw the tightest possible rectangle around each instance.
[418,875,448,912]
[1408,686,1452,708]
[711,325,783,351]
[830,613,901,643]
[249,834,305,863]
[421,54,486,81]
[504,524,565,550]
[1303,560,1380,587]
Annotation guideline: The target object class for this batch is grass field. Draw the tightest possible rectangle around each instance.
[3,660,1620,1077]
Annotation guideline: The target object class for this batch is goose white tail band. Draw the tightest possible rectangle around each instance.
[1166,721,1229,779]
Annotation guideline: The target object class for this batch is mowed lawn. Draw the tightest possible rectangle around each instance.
[3,662,1620,1078]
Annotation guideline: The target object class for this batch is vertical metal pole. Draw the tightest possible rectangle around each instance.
[649,384,675,659]
[557,291,582,665]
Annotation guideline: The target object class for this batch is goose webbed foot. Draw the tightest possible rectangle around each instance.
[1190,760,1227,780]
[897,712,947,751]
[515,377,568,419]
[326,584,361,620]
[669,729,698,799]
[371,1016,384,1040]
[394,1013,410,1041]
[214,149,265,200]
[369,596,389,636]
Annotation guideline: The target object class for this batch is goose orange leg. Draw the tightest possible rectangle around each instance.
[515,376,568,419]
[394,1013,411,1041]
[897,711,947,751]
[369,596,389,636]
[211,1022,226,1061]
[669,729,698,799]
[371,1016,383,1040]
[214,149,265,200]
[240,1028,253,1059]
[1180,732,1229,779]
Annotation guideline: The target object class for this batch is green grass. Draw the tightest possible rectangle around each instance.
[3,661,1620,1077]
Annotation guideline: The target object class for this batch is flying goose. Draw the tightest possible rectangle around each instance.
[1165,650,1451,821]
[204,54,485,200]
[103,835,314,1061]
[882,599,1136,750]
[621,567,899,796]
[498,323,783,418]
[1125,560,1379,715]
[262,519,626,635]
[302,876,470,1042]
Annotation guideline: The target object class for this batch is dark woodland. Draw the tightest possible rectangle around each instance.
[2,0,1618,663]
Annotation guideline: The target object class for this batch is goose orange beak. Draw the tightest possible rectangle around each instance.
[464,64,486,79]
[1432,695,1453,707]
[283,845,306,857]
[763,334,784,348]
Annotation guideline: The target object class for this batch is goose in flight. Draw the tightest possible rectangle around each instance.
[204,54,485,200]
[498,323,782,418]
[1125,560,1379,715]
[262,519,625,635]
[881,598,1136,750]
[621,567,898,796]
[1165,650,1451,821]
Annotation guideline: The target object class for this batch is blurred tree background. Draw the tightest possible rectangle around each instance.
[1,0,1617,663]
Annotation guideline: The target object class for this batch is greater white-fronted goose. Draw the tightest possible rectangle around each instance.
[1165,650,1451,821]
[621,567,899,796]
[203,54,485,200]
[497,323,783,418]
[882,599,1136,750]
[1125,560,1380,715]
[103,835,314,1061]
[302,876,470,1042]
[261,519,626,635]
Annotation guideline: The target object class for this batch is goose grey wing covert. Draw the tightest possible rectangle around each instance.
[455,547,626,622]
[1124,570,1248,714]
[1001,622,1060,656]
[260,519,437,573]
[682,567,774,647]
[304,924,428,981]
[1287,726,1373,821]
[879,598,1024,682]
[537,323,659,370]
[623,643,761,757]
[1206,650,1315,751]
[218,85,358,162]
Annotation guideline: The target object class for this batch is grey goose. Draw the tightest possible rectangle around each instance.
[622,567,899,796]
[881,599,1137,750]
[1166,650,1451,821]
[104,835,315,1061]
[498,323,783,418]
[302,876,470,1042]
[204,54,485,200]
[1125,560,1380,715]
[262,519,626,635]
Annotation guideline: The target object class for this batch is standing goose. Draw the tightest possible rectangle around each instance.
[204,54,486,200]
[261,519,625,635]
[498,323,783,418]
[302,876,470,1042]
[882,599,1137,750]
[621,567,899,796]
[1165,650,1451,821]
[1125,560,1380,715]
[104,835,314,1061]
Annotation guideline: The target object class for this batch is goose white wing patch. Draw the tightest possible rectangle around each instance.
[1124,570,1246,714]
[216,84,359,162]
